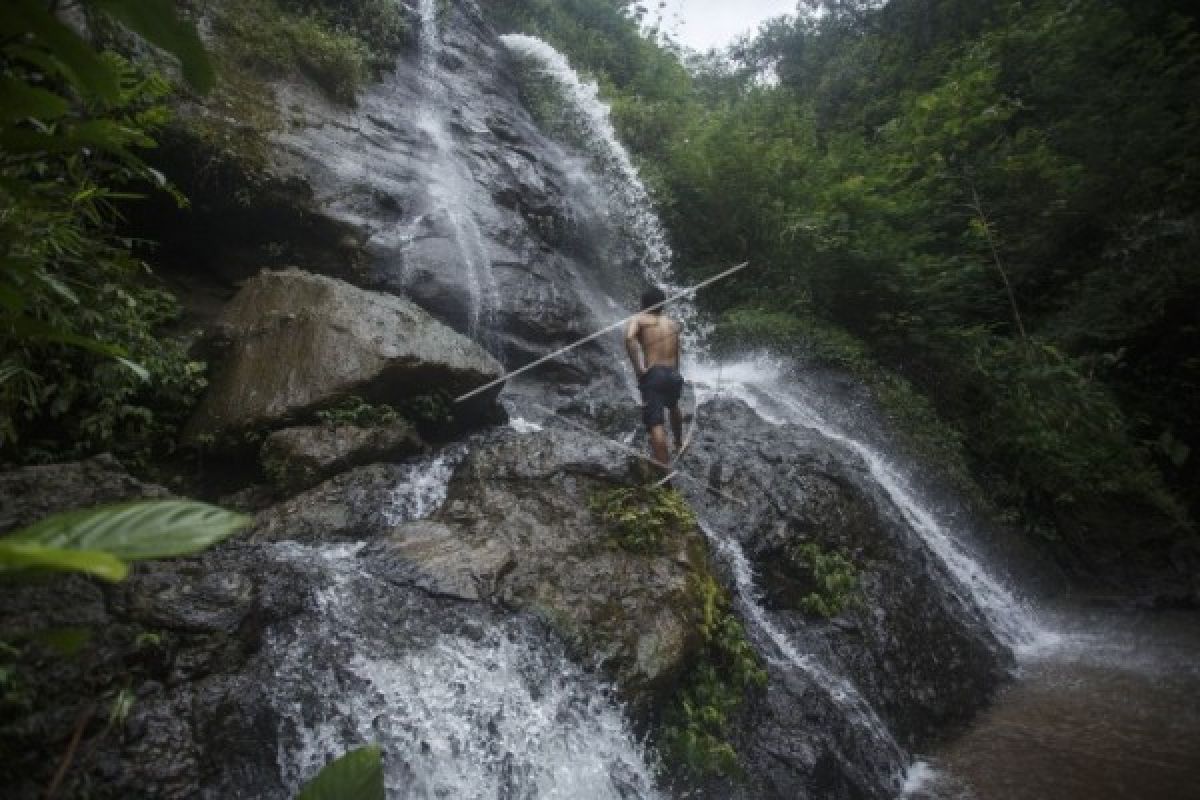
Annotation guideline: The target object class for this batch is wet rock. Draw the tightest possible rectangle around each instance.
[677,396,1012,798]
[251,462,418,542]
[260,420,425,493]
[0,454,169,533]
[186,268,505,445]
[0,455,308,800]
[384,428,707,713]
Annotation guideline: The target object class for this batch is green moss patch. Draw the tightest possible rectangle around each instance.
[589,485,697,555]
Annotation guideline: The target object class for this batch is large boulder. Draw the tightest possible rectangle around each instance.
[185,269,505,444]
[383,428,709,714]
[259,421,425,493]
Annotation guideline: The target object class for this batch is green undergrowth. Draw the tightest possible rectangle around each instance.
[211,0,411,105]
[662,573,767,780]
[0,45,209,468]
[589,485,696,554]
[787,541,863,618]
[314,396,402,427]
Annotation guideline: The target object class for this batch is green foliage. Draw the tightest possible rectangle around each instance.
[662,573,766,780]
[214,0,411,104]
[314,396,401,427]
[397,391,454,430]
[1,1,214,465]
[0,500,251,582]
[312,392,451,432]
[297,745,385,800]
[589,485,696,554]
[788,542,862,618]
[213,0,368,104]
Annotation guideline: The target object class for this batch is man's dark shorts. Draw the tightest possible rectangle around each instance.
[639,365,683,430]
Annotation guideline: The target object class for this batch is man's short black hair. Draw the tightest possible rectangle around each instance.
[641,286,667,313]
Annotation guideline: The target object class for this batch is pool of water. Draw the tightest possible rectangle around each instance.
[909,607,1200,800]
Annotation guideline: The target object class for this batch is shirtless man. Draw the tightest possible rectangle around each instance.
[625,286,684,468]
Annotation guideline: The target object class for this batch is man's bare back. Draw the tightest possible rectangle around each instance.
[626,312,681,373]
[625,287,684,468]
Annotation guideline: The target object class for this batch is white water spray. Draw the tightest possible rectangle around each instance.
[403,0,498,343]
[688,355,1048,652]
[382,445,468,525]
[500,34,673,282]
[270,448,663,799]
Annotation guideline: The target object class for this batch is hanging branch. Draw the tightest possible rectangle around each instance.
[966,178,1028,347]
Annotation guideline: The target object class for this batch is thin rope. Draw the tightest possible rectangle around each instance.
[454,261,749,403]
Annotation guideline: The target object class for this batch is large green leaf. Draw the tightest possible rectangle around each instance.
[4,501,251,561]
[0,541,128,581]
[89,0,215,92]
[297,745,386,800]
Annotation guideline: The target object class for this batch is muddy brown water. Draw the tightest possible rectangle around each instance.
[909,606,1200,800]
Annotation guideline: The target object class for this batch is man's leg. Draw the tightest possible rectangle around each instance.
[648,424,670,468]
[669,405,684,453]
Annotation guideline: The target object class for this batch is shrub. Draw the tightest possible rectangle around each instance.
[589,485,696,554]
[662,573,766,779]
[0,48,208,466]
[787,541,862,618]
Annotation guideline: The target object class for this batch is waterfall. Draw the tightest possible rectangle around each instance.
[688,357,1047,652]
[403,0,498,345]
[499,34,674,284]
[700,520,909,787]
[269,450,663,799]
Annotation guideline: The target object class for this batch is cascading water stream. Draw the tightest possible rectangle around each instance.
[687,356,1048,653]
[404,0,498,346]
[499,34,674,282]
[700,520,908,783]
[269,449,664,799]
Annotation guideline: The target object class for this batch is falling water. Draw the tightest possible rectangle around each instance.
[499,34,1065,797]
[405,0,498,345]
[269,449,663,798]
[381,444,468,525]
[499,34,674,282]
[686,356,1047,652]
[701,520,908,784]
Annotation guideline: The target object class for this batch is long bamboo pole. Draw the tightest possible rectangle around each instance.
[454,262,750,403]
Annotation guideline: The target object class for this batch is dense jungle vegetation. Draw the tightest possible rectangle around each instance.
[488,0,1200,561]
[0,0,407,470]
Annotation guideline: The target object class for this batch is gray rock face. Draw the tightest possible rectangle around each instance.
[384,428,708,712]
[260,420,425,493]
[0,454,169,533]
[249,461,419,542]
[271,1,643,388]
[673,397,1011,799]
[186,268,505,442]
[0,456,302,800]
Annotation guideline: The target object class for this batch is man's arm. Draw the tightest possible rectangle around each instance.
[625,317,644,378]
